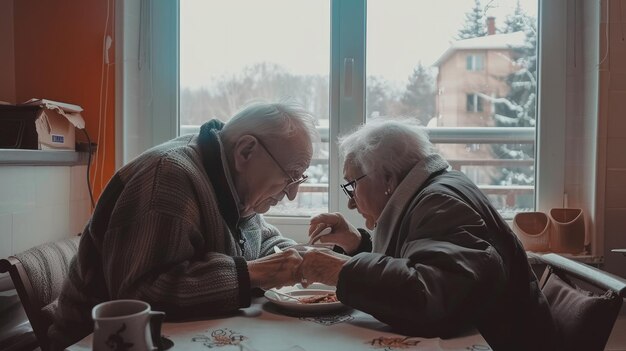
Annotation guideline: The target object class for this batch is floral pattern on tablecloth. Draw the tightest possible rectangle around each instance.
[464,345,491,350]
[367,336,422,350]
[191,328,247,348]
[299,313,354,326]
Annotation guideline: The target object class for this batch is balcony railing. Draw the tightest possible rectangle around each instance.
[426,127,535,144]
[429,127,535,217]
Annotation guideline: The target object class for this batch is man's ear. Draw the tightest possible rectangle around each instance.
[232,135,257,171]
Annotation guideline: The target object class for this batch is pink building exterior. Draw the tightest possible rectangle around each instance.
[434,30,526,128]
[432,30,527,184]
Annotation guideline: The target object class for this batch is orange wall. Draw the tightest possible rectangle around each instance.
[0,0,16,103]
[13,0,116,200]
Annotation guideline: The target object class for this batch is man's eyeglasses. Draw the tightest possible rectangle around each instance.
[340,174,367,199]
[254,136,308,190]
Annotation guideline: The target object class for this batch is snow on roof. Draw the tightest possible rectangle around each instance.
[433,31,526,67]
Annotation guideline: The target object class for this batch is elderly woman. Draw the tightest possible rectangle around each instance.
[302,118,556,351]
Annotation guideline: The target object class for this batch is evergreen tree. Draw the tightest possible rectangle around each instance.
[491,13,538,189]
[366,76,390,118]
[400,63,436,125]
[457,0,487,40]
[494,17,537,128]
[502,0,527,34]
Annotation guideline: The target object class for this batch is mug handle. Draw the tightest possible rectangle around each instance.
[149,311,166,350]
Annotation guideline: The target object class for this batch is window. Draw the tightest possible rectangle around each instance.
[179,0,330,217]
[466,93,483,112]
[466,54,484,71]
[367,0,542,219]
[121,0,567,236]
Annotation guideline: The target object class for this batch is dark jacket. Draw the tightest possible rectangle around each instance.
[336,154,556,351]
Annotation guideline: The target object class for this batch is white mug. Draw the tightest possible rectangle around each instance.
[92,299,165,351]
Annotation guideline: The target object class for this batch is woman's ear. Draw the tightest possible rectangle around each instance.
[384,172,398,194]
[232,135,257,171]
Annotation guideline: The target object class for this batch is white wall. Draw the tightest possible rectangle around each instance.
[564,0,598,254]
[599,0,626,278]
[560,0,626,279]
[0,165,91,259]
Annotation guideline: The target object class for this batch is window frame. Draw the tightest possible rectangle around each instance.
[466,93,483,113]
[465,54,484,71]
[117,0,568,240]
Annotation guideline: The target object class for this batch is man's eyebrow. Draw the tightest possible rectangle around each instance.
[288,160,309,171]
[283,167,303,178]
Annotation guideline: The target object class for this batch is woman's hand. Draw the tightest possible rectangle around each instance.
[247,249,303,290]
[308,213,361,254]
[300,249,350,288]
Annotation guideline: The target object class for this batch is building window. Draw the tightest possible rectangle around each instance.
[466,54,484,71]
[466,94,483,112]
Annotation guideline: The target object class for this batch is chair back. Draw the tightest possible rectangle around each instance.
[539,253,626,351]
[0,236,80,350]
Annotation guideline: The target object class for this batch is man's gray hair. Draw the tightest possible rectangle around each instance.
[221,101,319,144]
[338,117,435,181]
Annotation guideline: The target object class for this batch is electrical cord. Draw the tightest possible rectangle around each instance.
[598,0,610,67]
[82,128,96,209]
[92,0,111,194]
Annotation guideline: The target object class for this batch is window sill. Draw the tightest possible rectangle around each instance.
[527,251,604,266]
[0,150,89,166]
[265,216,311,226]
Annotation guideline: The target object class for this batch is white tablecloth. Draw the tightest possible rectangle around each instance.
[67,298,490,351]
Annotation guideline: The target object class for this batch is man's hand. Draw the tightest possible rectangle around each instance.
[300,249,350,288]
[247,249,303,290]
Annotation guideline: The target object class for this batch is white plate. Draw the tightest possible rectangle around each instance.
[274,244,335,254]
[264,283,346,314]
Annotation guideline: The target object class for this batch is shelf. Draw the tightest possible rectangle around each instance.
[0,149,89,166]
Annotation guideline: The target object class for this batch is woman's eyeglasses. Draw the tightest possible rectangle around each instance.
[340,174,367,199]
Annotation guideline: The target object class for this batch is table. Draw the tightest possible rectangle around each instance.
[67,298,490,351]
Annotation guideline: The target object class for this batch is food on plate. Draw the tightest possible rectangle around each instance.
[368,336,421,348]
[297,292,338,304]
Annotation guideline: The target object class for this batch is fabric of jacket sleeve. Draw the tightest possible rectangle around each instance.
[332,229,373,256]
[253,216,297,257]
[100,155,251,319]
[336,193,507,337]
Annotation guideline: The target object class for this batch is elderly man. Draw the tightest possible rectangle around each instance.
[50,101,317,347]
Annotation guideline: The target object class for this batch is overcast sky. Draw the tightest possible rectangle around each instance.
[180,0,537,90]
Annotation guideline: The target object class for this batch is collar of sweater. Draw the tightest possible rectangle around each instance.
[373,153,450,253]
[197,119,242,232]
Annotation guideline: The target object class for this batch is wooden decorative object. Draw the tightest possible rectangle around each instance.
[549,208,585,254]
[512,212,550,252]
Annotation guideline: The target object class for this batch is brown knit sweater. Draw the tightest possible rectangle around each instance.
[49,121,296,346]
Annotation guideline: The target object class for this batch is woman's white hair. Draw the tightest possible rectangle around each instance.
[221,100,319,145]
[338,117,435,182]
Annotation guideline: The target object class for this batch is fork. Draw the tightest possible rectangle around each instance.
[269,289,301,302]
[308,226,333,245]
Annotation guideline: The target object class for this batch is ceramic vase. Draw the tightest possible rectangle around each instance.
[549,208,585,254]
[512,212,551,252]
